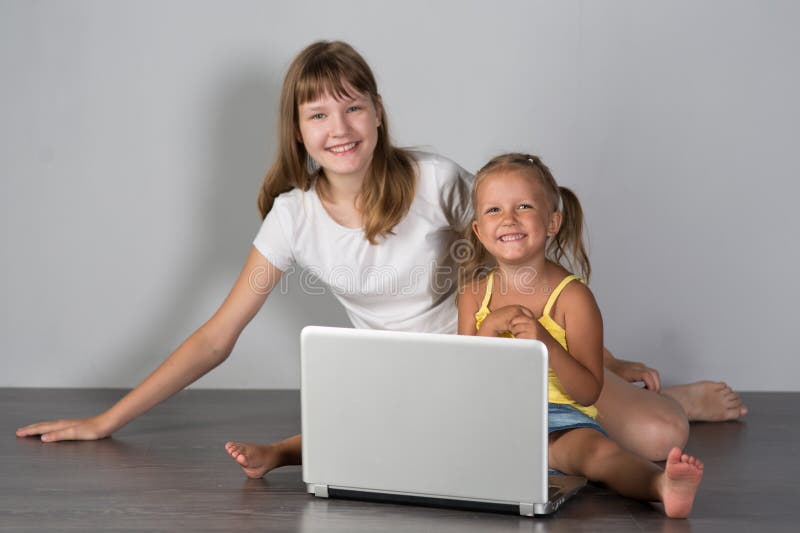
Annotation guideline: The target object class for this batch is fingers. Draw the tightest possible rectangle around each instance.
[615,359,663,392]
[509,316,535,332]
[41,426,77,442]
[509,316,542,340]
[16,419,90,442]
[642,367,662,392]
[517,306,535,318]
[16,419,73,438]
[508,315,534,327]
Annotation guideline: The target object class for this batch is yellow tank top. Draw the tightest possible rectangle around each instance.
[474,271,598,419]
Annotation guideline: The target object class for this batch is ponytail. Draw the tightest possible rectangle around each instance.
[549,185,591,281]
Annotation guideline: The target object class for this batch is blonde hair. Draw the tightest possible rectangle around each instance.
[257,40,415,244]
[461,152,591,285]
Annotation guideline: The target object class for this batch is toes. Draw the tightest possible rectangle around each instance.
[225,442,245,458]
[724,394,740,407]
[667,447,682,464]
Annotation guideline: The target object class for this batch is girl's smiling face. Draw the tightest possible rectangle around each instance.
[297,88,382,184]
[472,169,562,266]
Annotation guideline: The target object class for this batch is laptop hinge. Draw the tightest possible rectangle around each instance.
[519,503,535,516]
[311,484,329,498]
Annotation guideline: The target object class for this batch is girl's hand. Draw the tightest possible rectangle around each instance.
[478,305,534,336]
[508,313,546,340]
[606,357,662,392]
[16,415,112,442]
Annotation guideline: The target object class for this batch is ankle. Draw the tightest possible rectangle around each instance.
[273,441,301,466]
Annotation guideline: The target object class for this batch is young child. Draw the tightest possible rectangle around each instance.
[457,153,703,518]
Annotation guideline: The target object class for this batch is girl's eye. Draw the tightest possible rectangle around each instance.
[347,105,362,112]
[518,203,533,210]
[485,207,500,214]
[311,113,326,120]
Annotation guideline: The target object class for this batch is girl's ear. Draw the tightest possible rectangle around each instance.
[472,220,482,241]
[547,211,563,237]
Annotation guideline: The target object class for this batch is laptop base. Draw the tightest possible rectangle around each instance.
[307,475,586,517]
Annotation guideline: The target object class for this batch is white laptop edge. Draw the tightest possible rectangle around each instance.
[299,326,585,517]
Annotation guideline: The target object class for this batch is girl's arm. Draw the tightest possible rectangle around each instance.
[456,284,480,335]
[16,247,281,442]
[603,348,662,391]
[509,283,604,406]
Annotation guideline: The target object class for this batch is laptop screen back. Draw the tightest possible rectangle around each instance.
[301,326,549,505]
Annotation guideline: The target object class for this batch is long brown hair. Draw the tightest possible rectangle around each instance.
[461,153,591,285]
[257,41,415,244]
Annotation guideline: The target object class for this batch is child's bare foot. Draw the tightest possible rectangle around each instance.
[224,441,283,479]
[663,381,748,422]
[660,447,703,518]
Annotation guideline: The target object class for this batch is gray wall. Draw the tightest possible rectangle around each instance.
[2,1,798,391]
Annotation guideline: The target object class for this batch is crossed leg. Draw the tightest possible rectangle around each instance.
[595,370,690,461]
[595,370,747,461]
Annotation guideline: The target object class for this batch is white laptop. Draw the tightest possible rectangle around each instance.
[300,326,586,516]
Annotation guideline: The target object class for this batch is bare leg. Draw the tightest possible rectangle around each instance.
[549,429,703,518]
[662,381,748,422]
[224,434,302,479]
[595,370,689,461]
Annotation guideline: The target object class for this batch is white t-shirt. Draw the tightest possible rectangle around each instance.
[253,152,474,333]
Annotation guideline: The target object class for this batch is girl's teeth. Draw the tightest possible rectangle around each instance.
[500,234,524,242]
[330,142,356,153]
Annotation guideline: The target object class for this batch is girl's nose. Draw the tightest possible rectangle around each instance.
[501,211,517,225]
[330,112,351,137]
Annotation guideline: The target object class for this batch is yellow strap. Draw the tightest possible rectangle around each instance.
[479,270,495,312]
[542,274,583,318]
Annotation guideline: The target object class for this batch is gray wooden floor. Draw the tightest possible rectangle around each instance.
[2,389,796,532]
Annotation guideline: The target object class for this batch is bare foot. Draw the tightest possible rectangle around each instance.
[660,447,703,518]
[663,381,748,422]
[224,441,284,479]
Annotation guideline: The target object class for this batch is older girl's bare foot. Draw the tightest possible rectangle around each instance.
[224,441,283,479]
[661,447,703,518]
[663,381,748,422]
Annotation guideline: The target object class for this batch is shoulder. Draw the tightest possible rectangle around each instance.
[264,187,316,221]
[554,274,601,323]
[257,187,310,236]
[270,187,306,209]
[458,275,488,309]
[408,151,474,227]
[410,151,473,185]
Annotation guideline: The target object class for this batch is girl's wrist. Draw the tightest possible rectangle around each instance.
[96,410,122,437]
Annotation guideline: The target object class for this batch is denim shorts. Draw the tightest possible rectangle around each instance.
[548,403,607,476]
[548,402,607,436]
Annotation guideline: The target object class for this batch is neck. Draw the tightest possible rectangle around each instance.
[317,172,364,206]
[494,256,550,292]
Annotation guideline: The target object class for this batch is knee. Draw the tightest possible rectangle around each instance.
[637,412,689,461]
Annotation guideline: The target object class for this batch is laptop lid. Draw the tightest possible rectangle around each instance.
[300,326,551,512]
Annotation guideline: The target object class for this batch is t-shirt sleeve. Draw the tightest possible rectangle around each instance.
[252,195,295,272]
[436,156,474,232]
